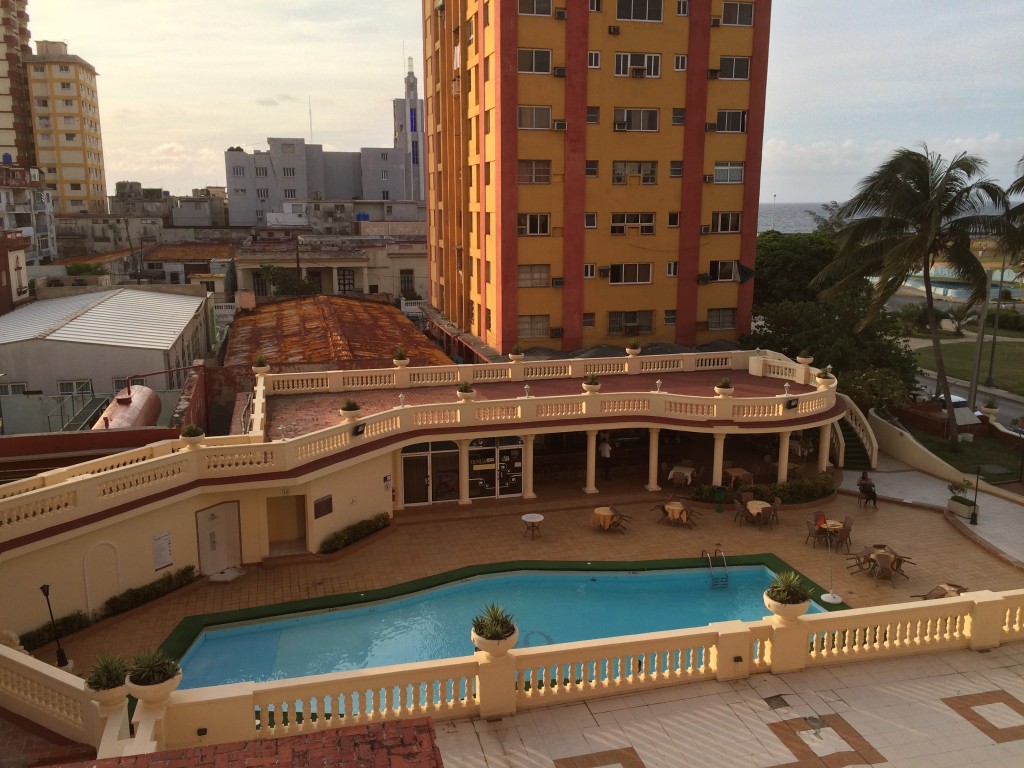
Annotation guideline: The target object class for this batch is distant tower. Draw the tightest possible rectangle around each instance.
[393,57,424,202]
[28,41,108,215]
[0,0,34,167]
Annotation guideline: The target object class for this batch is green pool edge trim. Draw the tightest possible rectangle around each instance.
[161,553,845,660]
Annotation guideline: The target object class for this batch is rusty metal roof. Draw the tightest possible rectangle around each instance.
[224,295,452,368]
[143,243,237,262]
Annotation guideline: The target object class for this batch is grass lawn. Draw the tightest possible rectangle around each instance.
[964,322,1024,339]
[905,427,1024,484]
[914,340,1024,397]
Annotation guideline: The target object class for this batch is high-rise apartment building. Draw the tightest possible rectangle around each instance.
[423,0,770,356]
[0,0,33,168]
[27,41,108,215]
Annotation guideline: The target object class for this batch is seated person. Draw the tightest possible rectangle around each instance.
[857,471,877,508]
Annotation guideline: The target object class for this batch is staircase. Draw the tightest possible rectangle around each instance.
[839,419,871,470]
[61,396,109,431]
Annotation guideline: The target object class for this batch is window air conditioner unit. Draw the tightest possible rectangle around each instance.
[711,16,721,27]
[630,66,646,78]
[553,67,566,77]
[553,119,567,131]
[598,266,611,277]
[707,69,719,79]
[608,25,620,35]
[700,225,712,234]
[554,8,567,20]
[703,174,714,183]
[550,327,564,338]
[697,273,710,284]
[705,122,717,131]
[614,121,628,131]
[551,277,564,287]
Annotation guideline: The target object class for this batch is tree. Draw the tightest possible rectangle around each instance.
[257,265,319,296]
[66,263,108,276]
[812,145,1007,449]
[803,201,849,235]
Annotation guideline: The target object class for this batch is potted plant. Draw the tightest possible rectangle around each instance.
[947,478,978,519]
[180,423,205,448]
[582,373,600,393]
[392,346,409,367]
[85,652,129,708]
[508,344,525,363]
[714,377,734,397]
[125,649,182,705]
[796,350,813,365]
[252,354,269,374]
[470,603,519,658]
[763,571,811,626]
[625,337,641,356]
[456,380,476,401]
[339,398,361,421]
[980,396,998,420]
[815,365,835,390]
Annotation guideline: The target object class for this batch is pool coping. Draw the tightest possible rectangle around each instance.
[162,553,845,660]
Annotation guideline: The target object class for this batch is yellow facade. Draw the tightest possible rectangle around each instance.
[28,41,107,215]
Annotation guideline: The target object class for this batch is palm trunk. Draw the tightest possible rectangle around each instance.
[922,265,960,450]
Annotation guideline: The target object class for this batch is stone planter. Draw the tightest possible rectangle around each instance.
[508,353,525,363]
[471,627,519,659]
[88,685,128,711]
[980,406,998,421]
[251,365,270,375]
[816,376,833,391]
[947,498,978,518]
[714,386,734,397]
[393,358,409,368]
[625,347,640,357]
[796,356,813,365]
[125,673,182,706]
[457,390,477,401]
[582,383,601,394]
[763,593,810,626]
[180,435,204,449]
[340,408,361,422]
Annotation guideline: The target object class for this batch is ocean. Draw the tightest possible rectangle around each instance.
[757,202,826,234]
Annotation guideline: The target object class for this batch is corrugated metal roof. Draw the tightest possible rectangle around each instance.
[0,290,205,350]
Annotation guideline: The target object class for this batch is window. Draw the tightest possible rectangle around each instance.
[671,108,685,125]
[588,51,601,68]
[282,142,295,153]
[609,263,652,283]
[517,105,552,129]
[709,260,739,281]
[33,64,44,73]
[400,269,415,294]
[707,308,736,330]
[584,263,597,278]
[589,0,603,10]
[0,382,27,395]
[617,0,663,22]
[612,160,657,184]
[518,159,551,183]
[381,151,389,160]
[669,160,682,177]
[63,116,75,125]
[518,315,550,338]
[517,213,550,236]
[614,52,660,77]
[382,190,390,200]
[719,57,750,80]
[613,107,658,131]
[611,212,655,234]
[608,310,654,334]
[59,64,70,72]
[519,0,552,15]
[676,0,688,15]
[64,99,74,107]
[381,170,389,180]
[255,166,268,177]
[716,110,748,132]
[518,264,551,287]
[257,188,269,199]
[60,82,72,90]
[585,160,599,178]
[112,377,146,392]
[70,183,82,190]
[666,260,678,276]
[664,309,676,326]
[668,212,680,227]
[711,212,741,232]
[584,213,598,229]
[284,189,297,199]
[674,54,687,71]
[722,2,754,25]
[283,167,296,177]
[518,49,552,73]
[63,133,76,141]
[714,161,744,183]
[58,380,93,397]
[232,166,245,177]
[36,97,49,107]
[583,312,596,328]
[585,106,601,125]
[337,268,356,292]
[232,188,247,195]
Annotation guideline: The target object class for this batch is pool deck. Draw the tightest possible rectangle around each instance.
[9,464,1024,767]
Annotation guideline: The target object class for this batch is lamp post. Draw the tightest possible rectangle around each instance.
[971,464,980,525]
[39,585,69,668]
[985,248,1008,387]
[821,534,843,604]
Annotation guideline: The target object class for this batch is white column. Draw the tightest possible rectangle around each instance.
[777,431,791,483]
[583,429,598,494]
[712,433,726,487]
[645,427,661,491]
[458,439,471,505]
[523,434,536,500]
[818,424,832,472]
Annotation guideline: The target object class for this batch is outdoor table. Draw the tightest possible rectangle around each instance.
[724,467,753,488]
[747,500,771,517]
[591,507,615,530]
[522,513,544,539]
[667,466,696,485]
[664,501,686,525]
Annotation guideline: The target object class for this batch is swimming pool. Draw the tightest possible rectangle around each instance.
[178,566,824,689]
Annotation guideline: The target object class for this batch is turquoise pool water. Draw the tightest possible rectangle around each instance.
[179,566,823,689]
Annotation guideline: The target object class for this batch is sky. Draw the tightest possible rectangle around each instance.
[31,1,1023,203]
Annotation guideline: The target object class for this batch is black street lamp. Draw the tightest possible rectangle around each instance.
[39,584,69,668]
[970,465,980,526]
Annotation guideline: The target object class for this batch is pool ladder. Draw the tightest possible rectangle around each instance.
[701,548,729,588]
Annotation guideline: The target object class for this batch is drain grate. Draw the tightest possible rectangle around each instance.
[764,694,788,709]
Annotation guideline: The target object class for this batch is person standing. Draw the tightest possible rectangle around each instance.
[598,436,613,480]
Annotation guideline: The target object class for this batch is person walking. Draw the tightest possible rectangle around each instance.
[598,436,613,480]
[857,471,877,508]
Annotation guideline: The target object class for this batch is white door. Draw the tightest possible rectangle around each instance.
[196,502,241,575]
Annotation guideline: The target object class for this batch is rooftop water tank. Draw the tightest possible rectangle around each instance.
[92,385,162,429]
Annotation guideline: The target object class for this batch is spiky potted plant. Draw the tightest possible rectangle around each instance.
[625,337,641,356]
[252,354,269,375]
[980,396,998,420]
[508,344,525,363]
[85,652,129,709]
[456,380,476,401]
[470,603,519,658]
[763,571,812,625]
[125,649,182,705]
[393,346,409,367]
[180,423,205,448]
[714,377,734,397]
[795,350,813,365]
[340,398,361,421]
[582,373,600,393]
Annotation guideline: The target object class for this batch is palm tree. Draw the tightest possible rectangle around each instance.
[812,145,1007,448]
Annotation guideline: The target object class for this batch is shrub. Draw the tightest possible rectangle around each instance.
[103,565,198,617]
[253,354,267,367]
[19,610,92,652]
[690,472,834,506]
[128,649,180,685]
[510,344,522,355]
[393,346,407,360]
[86,652,129,691]
[626,337,640,349]
[765,572,810,604]
[319,513,391,554]
[948,479,975,505]
[472,603,516,640]
[584,374,599,386]
[180,423,204,438]
[983,396,998,409]
[457,380,474,393]
[716,377,732,389]
[341,398,360,412]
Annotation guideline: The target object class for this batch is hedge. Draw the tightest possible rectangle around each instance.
[690,472,835,505]
[320,513,391,554]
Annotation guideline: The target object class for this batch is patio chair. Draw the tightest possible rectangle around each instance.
[734,499,748,524]
[740,491,754,505]
[681,502,698,528]
[912,583,967,599]
[846,547,874,572]
[805,519,829,547]
[607,513,629,534]
[872,553,896,587]
[833,526,853,554]
[892,555,914,579]
[608,505,632,522]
